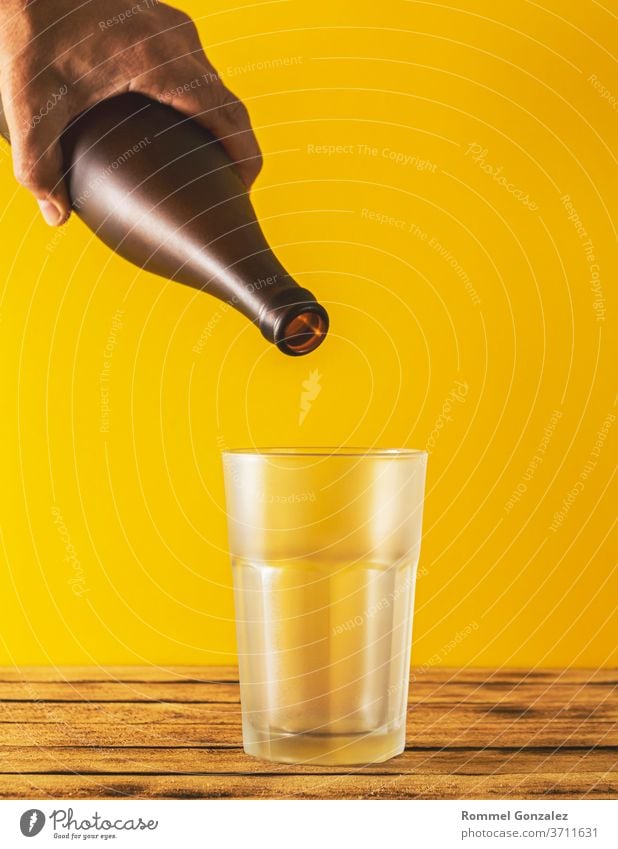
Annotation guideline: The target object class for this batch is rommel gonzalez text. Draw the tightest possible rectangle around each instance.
[462,811,568,821]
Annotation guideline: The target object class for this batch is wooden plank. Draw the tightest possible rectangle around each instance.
[1,717,615,748]
[0,772,614,800]
[0,667,240,683]
[1,697,615,725]
[0,667,614,799]
[0,682,241,704]
[0,702,238,723]
[0,746,614,777]
[0,666,614,684]
[0,680,614,705]
[408,668,618,686]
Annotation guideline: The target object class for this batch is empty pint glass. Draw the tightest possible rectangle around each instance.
[222,448,427,765]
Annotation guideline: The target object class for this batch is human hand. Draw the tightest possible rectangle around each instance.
[0,0,262,225]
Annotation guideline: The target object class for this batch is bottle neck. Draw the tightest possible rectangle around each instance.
[199,253,328,354]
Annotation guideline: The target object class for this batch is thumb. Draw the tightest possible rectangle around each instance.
[1,80,72,224]
[37,197,66,226]
[12,133,70,226]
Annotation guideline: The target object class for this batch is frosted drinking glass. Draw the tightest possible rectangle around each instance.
[222,448,427,765]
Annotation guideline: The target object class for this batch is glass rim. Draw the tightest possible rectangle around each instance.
[221,446,428,458]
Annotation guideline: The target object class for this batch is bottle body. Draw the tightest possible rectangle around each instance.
[0,93,328,354]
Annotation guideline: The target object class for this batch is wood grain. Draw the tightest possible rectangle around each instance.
[0,667,615,799]
[0,745,614,776]
[1,679,614,705]
[0,666,613,683]
[0,773,614,800]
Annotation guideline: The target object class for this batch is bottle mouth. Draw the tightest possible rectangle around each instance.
[258,286,329,356]
[278,310,328,355]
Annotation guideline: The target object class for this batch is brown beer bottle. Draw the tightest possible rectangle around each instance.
[0,93,328,355]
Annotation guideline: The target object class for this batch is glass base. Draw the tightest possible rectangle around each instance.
[242,723,405,765]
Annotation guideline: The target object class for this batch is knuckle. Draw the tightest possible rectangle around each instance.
[13,160,39,191]
[13,152,49,194]
[170,8,191,24]
[220,91,249,125]
[168,8,199,38]
[247,155,263,185]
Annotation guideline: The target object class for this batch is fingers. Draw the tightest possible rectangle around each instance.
[162,82,263,188]
[3,90,71,225]
[129,10,263,186]
[16,140,70,225]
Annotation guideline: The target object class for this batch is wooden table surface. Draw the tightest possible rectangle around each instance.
[0,666,616,800]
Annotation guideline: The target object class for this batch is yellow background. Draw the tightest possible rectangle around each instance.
[0,0,615,668]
